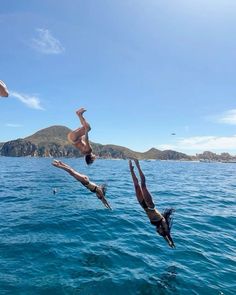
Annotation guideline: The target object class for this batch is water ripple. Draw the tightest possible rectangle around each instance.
[0,158,235,294]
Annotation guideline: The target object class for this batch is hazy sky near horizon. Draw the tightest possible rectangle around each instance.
[1,0,236,154]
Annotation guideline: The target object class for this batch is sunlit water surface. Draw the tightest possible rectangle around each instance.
[0,157,235,295]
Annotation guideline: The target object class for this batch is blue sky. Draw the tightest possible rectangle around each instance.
[0,0,236,155]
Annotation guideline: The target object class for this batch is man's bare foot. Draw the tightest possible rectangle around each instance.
[76,108,86,116]
[52,160,60,167]
[52,160,64,168]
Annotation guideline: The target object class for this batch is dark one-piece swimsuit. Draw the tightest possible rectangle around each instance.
[141,199,163,228]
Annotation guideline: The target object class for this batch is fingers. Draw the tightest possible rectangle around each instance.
[164,236,175,248]
[101,196,112,210]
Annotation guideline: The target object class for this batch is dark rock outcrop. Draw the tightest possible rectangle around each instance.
[160,150,192,160]
[1,139,37,157]
[196,151,236,162]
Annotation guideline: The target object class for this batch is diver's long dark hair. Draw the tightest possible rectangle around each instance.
[85,154,94,165]
[162,208,175,232]
[100,184,107,196]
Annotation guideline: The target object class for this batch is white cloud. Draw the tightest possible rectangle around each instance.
[157,135,236,153]
[217,109,236,125]
[31,28,64,54]
[5,123,23,128]
[11,91,44,110]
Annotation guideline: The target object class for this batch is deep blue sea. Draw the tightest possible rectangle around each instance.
[0,157,235,295]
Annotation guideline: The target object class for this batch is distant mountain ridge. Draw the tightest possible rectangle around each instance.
[25,125,71,146]
[0,125,236,161]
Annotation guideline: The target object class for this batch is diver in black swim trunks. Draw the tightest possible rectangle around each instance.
[52,160,112,210]
[129,159,175,248]
[67,108,96,165]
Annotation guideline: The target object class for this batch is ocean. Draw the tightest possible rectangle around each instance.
[0,157,235,295]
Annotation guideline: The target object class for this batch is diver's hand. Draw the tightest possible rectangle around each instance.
[164,235,176,248]
[97,193,112,210]
[101,197,112,210]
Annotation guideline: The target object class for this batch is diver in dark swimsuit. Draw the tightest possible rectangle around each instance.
[52,160,112,210]
[129,159,175,248]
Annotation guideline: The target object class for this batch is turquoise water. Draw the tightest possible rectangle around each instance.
[0,157,235,295]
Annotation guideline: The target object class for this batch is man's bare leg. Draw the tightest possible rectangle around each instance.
[67,126,86,144]
[76,108,91,131]
[76,107,86,116]
[68,108,91,144]
[52,160,89,183]
[134,159,155,208]
[129,160,145,207]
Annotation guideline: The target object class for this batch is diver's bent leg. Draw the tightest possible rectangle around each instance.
[76,109,91,131]
[68,127,86,143]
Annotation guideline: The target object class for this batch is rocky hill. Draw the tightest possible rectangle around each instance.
[0,125,192,160]
[25,125,71,146]
[196,151,236,162]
